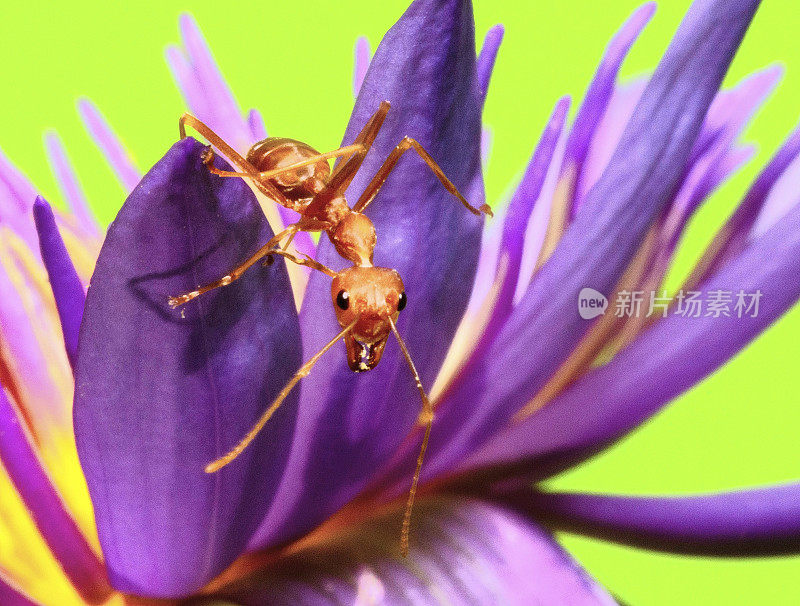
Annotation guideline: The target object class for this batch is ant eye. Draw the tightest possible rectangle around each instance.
[336,290,350,310]
[397,291,407,311]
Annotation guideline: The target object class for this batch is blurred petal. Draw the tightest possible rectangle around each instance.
[0,387,110,603]
[470,181,800,476]
[177,14,252,152]
[74,138,302,596]
[352,36,371,98]
[32,197,85,369]
[477,24,504,102]
[501,484,800,557]
[43,133,98,238]
[218,498,614,605]
[77,98,141,193]
[416,0,762,482]
[258,0,485,547]
[0,575,38,606]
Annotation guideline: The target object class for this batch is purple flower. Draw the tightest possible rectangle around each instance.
[1,0,799,603]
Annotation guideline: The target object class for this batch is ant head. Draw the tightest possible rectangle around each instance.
[246,137,330,201]
[331,266,407,372]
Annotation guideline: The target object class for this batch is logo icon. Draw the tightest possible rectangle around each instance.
[578,287,608,320]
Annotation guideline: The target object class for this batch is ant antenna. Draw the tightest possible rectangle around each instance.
[205,318,358,473]
[388,316,434,558]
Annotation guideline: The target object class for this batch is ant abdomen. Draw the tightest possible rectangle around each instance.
[246,137,330,203]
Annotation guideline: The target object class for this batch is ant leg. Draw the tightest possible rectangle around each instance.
[168,224,301,308]
[353,137,493,217]
[388,317,434,558]
[179,113,295,211]
[326,101,391,194]
[205,318,359,473]
[266,249,337,278]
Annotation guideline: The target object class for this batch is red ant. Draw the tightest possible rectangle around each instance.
[171,101,491,555]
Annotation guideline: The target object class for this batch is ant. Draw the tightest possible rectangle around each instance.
[171,101,492,556]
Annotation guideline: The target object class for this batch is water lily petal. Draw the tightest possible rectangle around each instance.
[477,24,504,102]
[352,36,371,98]
[468,177,800,476]
[0,387,110,603]
[43,133,98,238]
[418,0,761,482]
[32,197,85,369]
[494,96,570,323]
[565,1,656,217]
[258,0,485,547]
[77,98,142,193]
[218,498,614,605]
[73,138,302,597]
[177,14,251,152]
[502,484,800,557]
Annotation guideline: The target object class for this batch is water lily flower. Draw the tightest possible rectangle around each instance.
[1,0,799,603]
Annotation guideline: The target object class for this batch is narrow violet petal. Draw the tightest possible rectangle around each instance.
[352,36,371,98]
[573,77,647,206]
[257,0,486,548]
[688,63,782,168]
[73,138,302,597]
[77,98,141,193]
[480,125,492,165]
[218,498,614,605]
[695,123,800,284]
[0,575,39,606]
[43,133,97,237]
[495,96,570,320]
[247,108,267,141]
[0,387,110,603]
[477,24,504,103]
[166,44,210,120]
[749,126,800,238]
[412,0,762,483]
[469,185,800,476]
[179,14,249,150]
[562,3,656,185]
[32,197,85,369]
[501,485,800,557]
[0,147,37,212]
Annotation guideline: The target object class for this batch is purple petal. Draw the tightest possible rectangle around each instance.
[256,0,486,547]
[73,138,302,597]
[410,0,762,483]
[0,575,39,606]
[352,36,371,97]
[166,44,210,120]
[0,387,110,602]
[43,132,98,237]
[247,108,267,141]
[77,98,141,193]
[219,498,614,605]
[501,484,800,556]
[477,24,504,102]
[714,124,800,268]
[32,197,85,369]
[494,96,570,322]
[563,2,655,211]
[470,181,800,476]
[177,14,251,152]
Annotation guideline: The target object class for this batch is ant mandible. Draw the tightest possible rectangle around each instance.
[170,101,492,556]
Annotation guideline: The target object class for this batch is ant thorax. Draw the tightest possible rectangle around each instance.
[329,211,377,267]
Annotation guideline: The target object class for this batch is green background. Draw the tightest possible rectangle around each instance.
[1,0,798,603]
